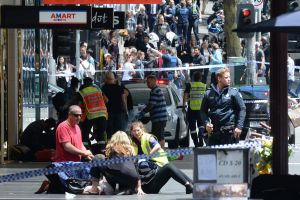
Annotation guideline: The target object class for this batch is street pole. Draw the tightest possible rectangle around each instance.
[242,0,257,85]
[245,36,256,85]
[256,8,261,42]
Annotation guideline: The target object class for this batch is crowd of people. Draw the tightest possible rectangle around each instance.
[30,0,300,196]
[53,0,229,92]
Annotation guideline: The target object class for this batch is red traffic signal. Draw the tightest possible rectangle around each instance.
[242,8,251,18]
[236,3,255,38]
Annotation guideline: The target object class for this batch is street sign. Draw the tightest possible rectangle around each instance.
[113,12,125,29]
[0,5,90,29]
[91,8,114,29]
[0,6,116,29]
[253,0,264,10]
[39,10,87,25]
[194,148,249,184]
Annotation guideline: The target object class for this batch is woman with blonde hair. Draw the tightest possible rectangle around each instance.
[88,131,144,195]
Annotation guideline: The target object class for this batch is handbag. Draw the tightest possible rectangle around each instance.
[65,179,91,194]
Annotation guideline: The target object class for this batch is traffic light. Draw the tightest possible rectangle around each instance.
[52,30,75,62]
[236,3,255,38]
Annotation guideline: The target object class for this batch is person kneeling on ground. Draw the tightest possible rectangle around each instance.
[130,121,193,194]
[87,131,145,195]
[35,105,94,194]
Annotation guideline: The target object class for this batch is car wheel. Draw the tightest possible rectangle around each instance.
[179,128,190,148]
[168,119,180,149]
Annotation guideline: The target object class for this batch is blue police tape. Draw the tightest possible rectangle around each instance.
[0,141,282,183]
[0,148,193,183]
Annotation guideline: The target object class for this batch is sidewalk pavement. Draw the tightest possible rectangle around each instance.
[0,155,194,199]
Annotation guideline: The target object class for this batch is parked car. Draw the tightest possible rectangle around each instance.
[238,85,270,139]
[125,80,189,148]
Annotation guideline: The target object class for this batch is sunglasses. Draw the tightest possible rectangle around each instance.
[71,113,82,117]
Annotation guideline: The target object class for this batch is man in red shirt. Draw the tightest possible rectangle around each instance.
[35,105,94,194]
[55,105,94,162]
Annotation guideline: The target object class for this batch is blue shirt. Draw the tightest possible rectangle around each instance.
[149,86,168,123]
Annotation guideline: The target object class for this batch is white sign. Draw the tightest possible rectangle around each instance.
[216,150,244,184]
[39,11,87,24]
[197,154,217,181]
[253,0,263,9]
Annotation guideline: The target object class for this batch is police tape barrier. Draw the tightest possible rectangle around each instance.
[43,59,300,77]
[46,59,290,77]
[0,148,193,183]
[1,142,296,183]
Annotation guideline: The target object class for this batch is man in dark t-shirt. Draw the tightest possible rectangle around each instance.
[101,72,127,139]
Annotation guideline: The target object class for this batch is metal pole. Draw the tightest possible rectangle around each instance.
[75,30,80,73]
[256,8,261,42]
[246,37,256,85]
[241,0,257,85]
[270,0,288,175]
[0,29,4,164]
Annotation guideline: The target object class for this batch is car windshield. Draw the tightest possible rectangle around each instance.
[238,85,269,100]
[240,90,257,100]
[129,88,171,106]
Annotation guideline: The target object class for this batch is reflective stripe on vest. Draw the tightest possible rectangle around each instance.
[133,133,169,167]
[79,87,107,120]
[189,82,206,110]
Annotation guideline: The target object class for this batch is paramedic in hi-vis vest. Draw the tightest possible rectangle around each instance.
[183,71,206,147]
[70,77,108,155]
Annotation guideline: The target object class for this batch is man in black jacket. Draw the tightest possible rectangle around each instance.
[200,67,246,146]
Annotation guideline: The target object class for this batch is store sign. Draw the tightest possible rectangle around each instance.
[113,12,125,29]
[194,148,249,184]
[39,11,87,24]
[216,150,244,184]
[91,8,113,29]
[1,5,118,29]
[0,5,90,29]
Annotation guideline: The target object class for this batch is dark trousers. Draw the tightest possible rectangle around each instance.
[187,110,204,147]
[177,23,189,43]
[207,128,238,146]
[151,121,167,141]
[106,113,123,139]
[81,117,107,144]
[187,19,200,44]
[148,14,157,32]
[142,163,192,194]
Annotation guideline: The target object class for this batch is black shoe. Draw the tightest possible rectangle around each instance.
[185,183,193,194]
[198,138,204,147]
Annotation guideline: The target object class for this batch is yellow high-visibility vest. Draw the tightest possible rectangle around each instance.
[189,82,206,110]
